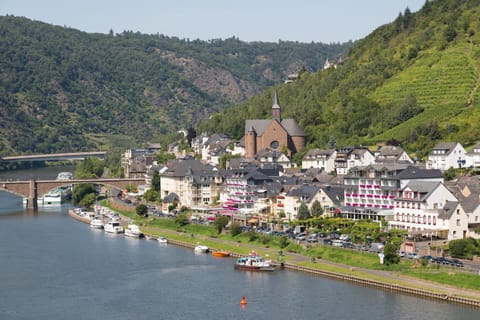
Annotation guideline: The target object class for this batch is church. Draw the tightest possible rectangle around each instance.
[244,91,306,158]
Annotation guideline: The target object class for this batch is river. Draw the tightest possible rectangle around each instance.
[0,167,478,319]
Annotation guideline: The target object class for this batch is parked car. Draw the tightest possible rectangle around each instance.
[406,252,419,259]
[342,242,354,249]
[307,233,319,243]
[329,232,340,239]
[296,232,307,241]
[449,258,464,267]
[433,257,450,264]
[420,255,434,262]
[397,251,406,258]
[323,238,333,245]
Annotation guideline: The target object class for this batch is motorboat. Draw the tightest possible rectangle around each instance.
[194,245,209,254]
[56,172,73,180]
[157,236,168,244]
[104,221,124,234]
[90,217,104,229]
[212,250,230,258]
[124,224,144,238]
[234,251,280,271]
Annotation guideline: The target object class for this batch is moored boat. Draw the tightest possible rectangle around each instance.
[212,250,230,258]
[234,251,280,271]
[157,236,168,244]
[194,245,209,254]
[104,221,124,234]
[90,217,104,229]
[124,224,144,238]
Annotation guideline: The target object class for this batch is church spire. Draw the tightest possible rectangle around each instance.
[272,90,281,121]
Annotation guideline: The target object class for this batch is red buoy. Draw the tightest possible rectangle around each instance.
[240,296,247,305]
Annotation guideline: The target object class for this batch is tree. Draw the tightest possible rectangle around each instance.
[78,193,95,208]
[310,200,323,217]
[151,170,160,191]
[136,204,148,217]
[174,212,190,227]
[327,135,337,149]
[143,189,159,202]
[230,222,242,236]
[383,242,400,265]
[297,202,311,220]
[213,216,229,234]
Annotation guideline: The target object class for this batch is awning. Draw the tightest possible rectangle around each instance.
[248,218,259,224]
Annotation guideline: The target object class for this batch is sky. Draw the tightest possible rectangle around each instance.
[0,0,426,43]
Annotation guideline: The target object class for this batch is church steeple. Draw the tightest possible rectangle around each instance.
[272,90,281,121]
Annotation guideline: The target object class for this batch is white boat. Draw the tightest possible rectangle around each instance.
[90,218,104,229]
[234,251,281,272]
[124,224,144,238]
[104,221,124,234]
[43,191,62,205]
[194,245,209,254]
[157,236,168,244]
[42,186,72,205]
[56,172,73,180]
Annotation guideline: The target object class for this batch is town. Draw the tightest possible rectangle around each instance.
[121,92,480,258]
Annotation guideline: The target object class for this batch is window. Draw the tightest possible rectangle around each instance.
[456,219,461,226]
[270,140,279,149]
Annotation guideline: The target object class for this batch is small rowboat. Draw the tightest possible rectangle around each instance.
[212,250,230,258]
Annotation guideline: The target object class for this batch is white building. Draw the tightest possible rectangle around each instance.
[301,149,336,172]
[160,159,223,209]
[388,181,467,241]
[465,142,480,169]
[334,147,375,175]
[426,142,466,171]
[374,145,414,164]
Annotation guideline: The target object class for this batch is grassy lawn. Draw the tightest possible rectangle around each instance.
[401,268,480,291]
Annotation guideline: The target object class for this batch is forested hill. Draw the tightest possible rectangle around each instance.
[199,0,480,160]
[0,15,351,155]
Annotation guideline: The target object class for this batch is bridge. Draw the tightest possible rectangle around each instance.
[0,178,144,209]
[0,151,107,162]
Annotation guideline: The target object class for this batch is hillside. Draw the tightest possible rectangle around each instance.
[199,0,480,159]
[0,15,351,155]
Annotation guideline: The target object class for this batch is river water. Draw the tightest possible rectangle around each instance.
[0,168,478,319]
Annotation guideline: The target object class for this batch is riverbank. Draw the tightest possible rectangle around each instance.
[68,207,480,308]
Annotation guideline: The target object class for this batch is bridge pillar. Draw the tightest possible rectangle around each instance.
[27,179,38,210]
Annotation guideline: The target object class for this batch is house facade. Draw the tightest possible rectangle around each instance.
[301,149,336,172]
[465,142,480,169]
[426,142,466,171]
[334,146,375,175]
[387,181,466,240]
[374,145,414,164]
[160,159,224,209]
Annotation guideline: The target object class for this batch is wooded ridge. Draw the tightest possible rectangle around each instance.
[0,15,350,155]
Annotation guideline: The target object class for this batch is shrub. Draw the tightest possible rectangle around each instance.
[230,222,242,237]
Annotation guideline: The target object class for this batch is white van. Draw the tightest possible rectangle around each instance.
[293,225,306,235]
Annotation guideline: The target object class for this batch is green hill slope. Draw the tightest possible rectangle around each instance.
[0,15,350,155]
[199,0,480,158]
